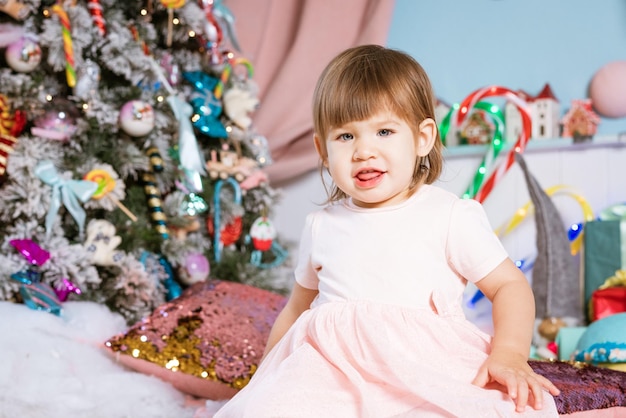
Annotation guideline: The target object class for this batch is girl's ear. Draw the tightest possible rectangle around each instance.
[416,118,437,157]
[313,134,328,167]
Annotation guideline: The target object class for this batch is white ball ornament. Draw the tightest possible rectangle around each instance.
[5,37,41,73]
[119,100,155,137]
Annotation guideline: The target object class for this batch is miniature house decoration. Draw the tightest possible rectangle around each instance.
[435,98,464,146]
[459,112,494,145]
[505,83,560,141]
[435,98,451,126]
[560,99,600,143]
[531,84,561,139]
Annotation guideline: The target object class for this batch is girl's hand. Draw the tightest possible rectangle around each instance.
[472,350,560,413]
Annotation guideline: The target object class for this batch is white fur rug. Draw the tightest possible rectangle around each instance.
[0,285,494,418]
[0,301,225,418]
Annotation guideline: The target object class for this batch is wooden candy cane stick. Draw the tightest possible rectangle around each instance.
[159,0,185,47]
[455,86,531,204]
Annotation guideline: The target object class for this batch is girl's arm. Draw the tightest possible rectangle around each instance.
[262,282,319,359]
[473,258,560,412]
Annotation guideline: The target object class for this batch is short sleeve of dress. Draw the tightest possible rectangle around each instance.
[447,198,509,283]
[294,212,320,290]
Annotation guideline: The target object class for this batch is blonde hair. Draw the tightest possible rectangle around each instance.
[313,44,443,202]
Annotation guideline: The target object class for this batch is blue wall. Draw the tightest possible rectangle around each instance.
[386,0,626,135]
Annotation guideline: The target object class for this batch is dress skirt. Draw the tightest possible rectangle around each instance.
[214,298,558,418]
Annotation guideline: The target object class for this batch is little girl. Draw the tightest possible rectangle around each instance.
[214,44,560,417]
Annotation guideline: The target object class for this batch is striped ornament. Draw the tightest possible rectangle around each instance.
[142,171,169,239]
[0,134,18,176]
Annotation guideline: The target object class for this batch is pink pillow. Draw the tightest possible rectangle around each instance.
[104,279,287,400]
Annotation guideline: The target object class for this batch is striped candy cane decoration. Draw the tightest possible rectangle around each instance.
[212,177,242,262]
[455,86,531,204]
[200,0,223,65]
[0,134,18,176]
[51,4,76,88]
[87,0,106,36]
[213,57,254,99]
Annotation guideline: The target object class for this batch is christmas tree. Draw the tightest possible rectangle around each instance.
[0,0,290,325]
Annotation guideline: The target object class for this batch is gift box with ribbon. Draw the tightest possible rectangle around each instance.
[588,270,626,322]
[583,204,626,321]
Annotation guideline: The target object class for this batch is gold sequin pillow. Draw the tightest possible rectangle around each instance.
[104,279,287,400]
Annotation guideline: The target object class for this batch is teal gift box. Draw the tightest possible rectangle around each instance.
[583,205,626,320]
[556,326,587,361]
[583,220,622,301]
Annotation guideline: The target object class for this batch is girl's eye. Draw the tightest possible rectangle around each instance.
[337,133,353,141]
[378,129,392,137]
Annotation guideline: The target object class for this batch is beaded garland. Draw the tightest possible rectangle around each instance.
[105,279,286,399]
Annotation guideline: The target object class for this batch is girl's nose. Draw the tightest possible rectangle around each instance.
[352,138,376,161]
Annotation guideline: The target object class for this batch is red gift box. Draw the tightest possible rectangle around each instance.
[589,286,626,321]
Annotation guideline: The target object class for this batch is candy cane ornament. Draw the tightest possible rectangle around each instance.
[455,86,531,204]
[200,0,224,65]
[0,95,24,176]
[440,101,506,199]
[211,177,242,262]
[0,134,18,176]
[213,57,254,100]
[51,4,76,88]
[87,0,106,37]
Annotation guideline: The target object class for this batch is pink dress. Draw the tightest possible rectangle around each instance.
[215,185,558,417]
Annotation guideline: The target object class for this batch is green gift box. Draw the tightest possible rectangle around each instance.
[583,206,626,320]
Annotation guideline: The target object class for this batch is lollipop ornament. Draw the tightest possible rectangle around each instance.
[84,169,138,222]
[160,0,186,47]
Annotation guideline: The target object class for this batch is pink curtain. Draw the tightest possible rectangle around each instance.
[227,0,397,185]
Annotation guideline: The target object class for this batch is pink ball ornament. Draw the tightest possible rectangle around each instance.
[30,98,79,141]
[119,100,155,137]
[589,61,626,118]
[5,36,41,73]
[182,252,210,284]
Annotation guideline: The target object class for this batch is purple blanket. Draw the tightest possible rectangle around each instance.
[529,360,626,414]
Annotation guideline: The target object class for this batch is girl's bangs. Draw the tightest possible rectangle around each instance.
[321,81,401,133]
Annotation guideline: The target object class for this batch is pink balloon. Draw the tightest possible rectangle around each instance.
[589,61,626,118]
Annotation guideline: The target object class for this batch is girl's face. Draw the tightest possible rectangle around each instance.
[315,110,436,208]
